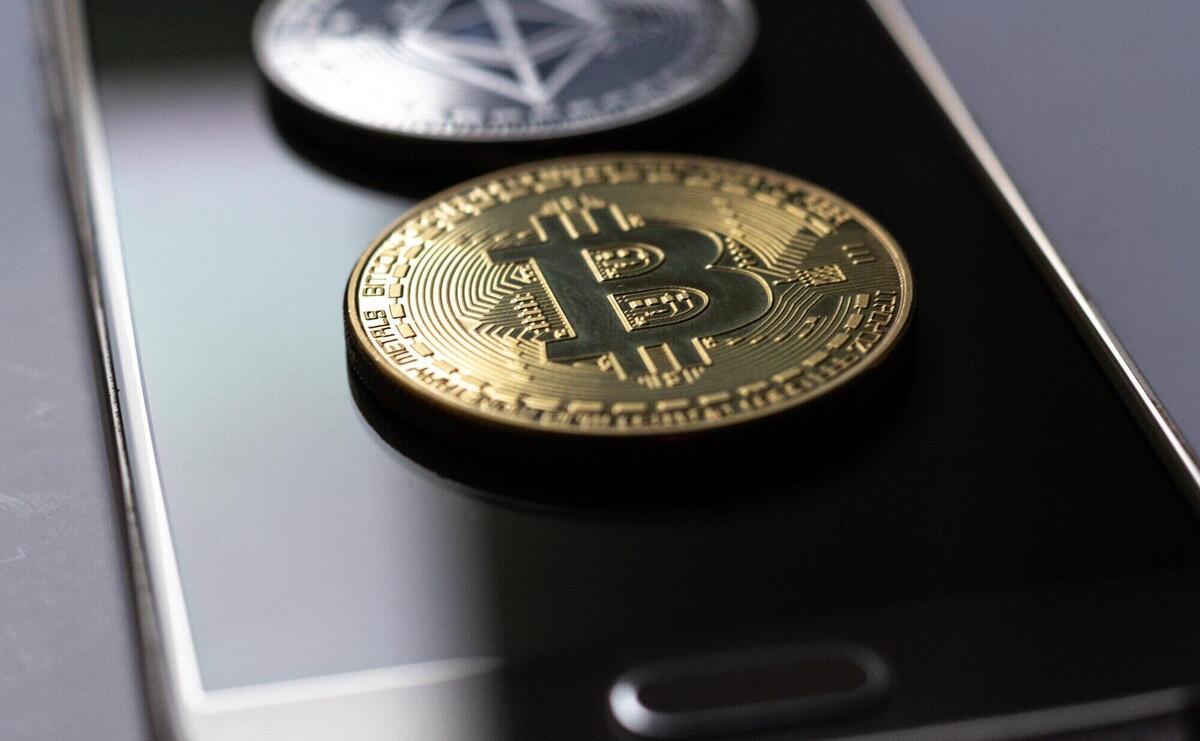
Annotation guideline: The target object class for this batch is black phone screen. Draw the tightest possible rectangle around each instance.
[83,0,1200,696]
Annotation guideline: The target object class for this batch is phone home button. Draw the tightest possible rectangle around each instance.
[609,641,890,738]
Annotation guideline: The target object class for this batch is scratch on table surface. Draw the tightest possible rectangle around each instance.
[27,399,54,420]
[0,546,25,564]
[0,358,44,380]
[0,492,33,516]
[1,491,77,521]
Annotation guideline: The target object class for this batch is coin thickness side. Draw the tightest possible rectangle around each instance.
[347,155,913,436]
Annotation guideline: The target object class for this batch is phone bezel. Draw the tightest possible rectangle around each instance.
[40,0,1200,737]
[869,0,1200,496]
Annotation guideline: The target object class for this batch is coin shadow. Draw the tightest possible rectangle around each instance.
[260,53,761,197]
[346,325,916,515]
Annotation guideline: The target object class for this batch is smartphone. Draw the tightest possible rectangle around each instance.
[44,0,1200,739]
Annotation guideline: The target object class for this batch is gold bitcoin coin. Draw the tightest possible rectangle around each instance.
[346,155,912,436]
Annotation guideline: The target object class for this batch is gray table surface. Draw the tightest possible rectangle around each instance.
[2,2,1197,739]
[0,2,151,739]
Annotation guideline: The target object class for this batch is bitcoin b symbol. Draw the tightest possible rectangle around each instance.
[489,204,771,376]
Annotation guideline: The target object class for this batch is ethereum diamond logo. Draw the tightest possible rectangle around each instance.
[393,0,614,105]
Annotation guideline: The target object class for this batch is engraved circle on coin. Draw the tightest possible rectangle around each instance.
[253,0,756,141]
[346,155,913,435]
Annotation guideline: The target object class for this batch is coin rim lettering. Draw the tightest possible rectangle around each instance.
[345,154,914,436]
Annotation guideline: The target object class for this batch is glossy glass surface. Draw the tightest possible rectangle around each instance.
[86,1,1200,692]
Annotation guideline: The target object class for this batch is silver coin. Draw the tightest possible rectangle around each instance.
[253,0,756,142]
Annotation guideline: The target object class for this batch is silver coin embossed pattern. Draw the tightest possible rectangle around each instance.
[253,0,757,141]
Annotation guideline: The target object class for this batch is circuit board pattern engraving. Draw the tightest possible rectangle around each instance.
[347,155,913,434]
